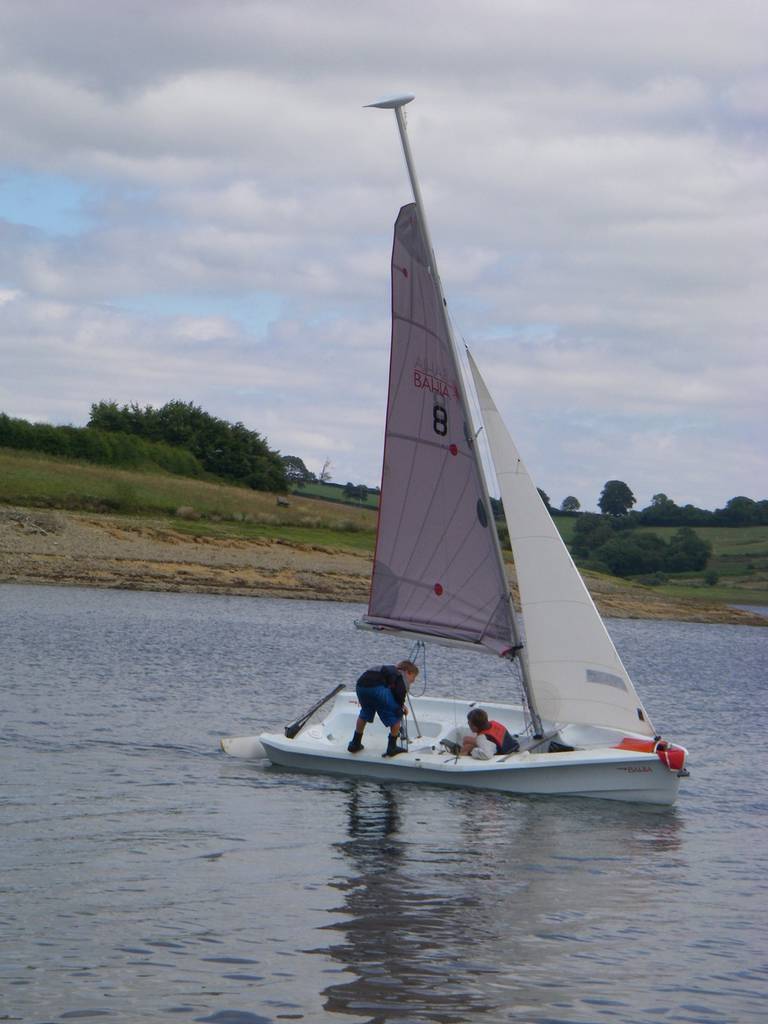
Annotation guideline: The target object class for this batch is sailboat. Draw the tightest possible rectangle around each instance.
[221,95,689,805]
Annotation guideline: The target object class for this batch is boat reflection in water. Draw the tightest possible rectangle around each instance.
[315,783,684,1023]
[318,784,497,1022]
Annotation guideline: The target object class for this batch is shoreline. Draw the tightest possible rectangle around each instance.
[1,506,765,627]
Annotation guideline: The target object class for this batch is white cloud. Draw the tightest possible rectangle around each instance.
[0,0,765,512]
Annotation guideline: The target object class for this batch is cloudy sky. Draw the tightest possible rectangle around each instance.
[1,0,765,512]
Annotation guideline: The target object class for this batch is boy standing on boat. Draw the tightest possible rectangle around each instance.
[347,660,419,757]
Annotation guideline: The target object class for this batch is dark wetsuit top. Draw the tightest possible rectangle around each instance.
[356,665,407,707]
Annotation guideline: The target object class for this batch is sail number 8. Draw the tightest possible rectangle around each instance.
[433,404,448,436]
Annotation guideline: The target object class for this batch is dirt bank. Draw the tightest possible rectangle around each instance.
[1,506,765,627]
[0,507,372,603]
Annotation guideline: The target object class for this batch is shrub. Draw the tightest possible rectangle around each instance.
[594,532,667,577]
[664,527,712,573]
[0,413,205,478]
[89,399,287,491]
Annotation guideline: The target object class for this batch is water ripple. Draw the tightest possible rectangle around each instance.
[2,584,766,1023]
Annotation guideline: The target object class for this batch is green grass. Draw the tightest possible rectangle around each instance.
[292,480,380,509]
[634,525,768,605]
[0,448,377,552]
[656,582,768,605]
[551,513,768,607]
[551,515,578,543]
[630,524,768,557]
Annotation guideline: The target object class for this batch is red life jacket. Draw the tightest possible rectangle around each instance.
[480,720,516,754]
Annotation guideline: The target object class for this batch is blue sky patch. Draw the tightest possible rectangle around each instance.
[0,172,96,236]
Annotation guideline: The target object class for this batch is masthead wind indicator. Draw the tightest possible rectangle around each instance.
[365,94,415,109]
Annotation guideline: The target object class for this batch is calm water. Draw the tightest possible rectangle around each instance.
[2,583,767,1024]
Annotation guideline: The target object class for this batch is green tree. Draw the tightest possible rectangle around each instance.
[594,532,667,577]
[88,400,131,433]
[677,503,713,526]
[560,495,580,512]
[343,482,369,503]
[87,399,287,491]
[282,455,315,484]
[640,492,681,524]
[571,513,614,557]
[664,526,712,572]
[598,480,636,517]
[0,412,204,477]
[717,496,758,525]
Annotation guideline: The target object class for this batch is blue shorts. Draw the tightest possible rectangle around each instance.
[356,683,403,728]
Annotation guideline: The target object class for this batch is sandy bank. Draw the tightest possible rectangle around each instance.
[1,506,765,627]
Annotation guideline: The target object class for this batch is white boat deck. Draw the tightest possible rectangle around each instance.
[222,692,685,805]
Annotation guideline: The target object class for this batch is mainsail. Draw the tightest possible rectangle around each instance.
[467,351,655,736]
[363,204,516,654]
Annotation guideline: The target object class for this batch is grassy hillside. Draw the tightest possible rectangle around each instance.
[0,448,377,552]
[550,520,768,607]
[638,524,768,606]
[2,447,766,606]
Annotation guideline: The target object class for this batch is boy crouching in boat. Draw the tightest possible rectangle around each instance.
[442,708,519,759]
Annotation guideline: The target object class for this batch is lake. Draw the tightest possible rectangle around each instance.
[2,583,766,1024]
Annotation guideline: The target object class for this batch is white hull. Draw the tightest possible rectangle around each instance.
[221,692,685,806]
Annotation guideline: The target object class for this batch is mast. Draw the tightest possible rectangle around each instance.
[367,94,543,735]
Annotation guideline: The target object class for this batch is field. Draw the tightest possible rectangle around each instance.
[291,480,380,509]
[0,448,377,552]
[639,525,768,606]
[548,519,768,607]
[2,447,766,606]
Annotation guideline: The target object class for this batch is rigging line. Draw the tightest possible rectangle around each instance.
[407,638,427,695]
[404,639,424,737]
[512,659,537,738]
[451,649,460,738]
